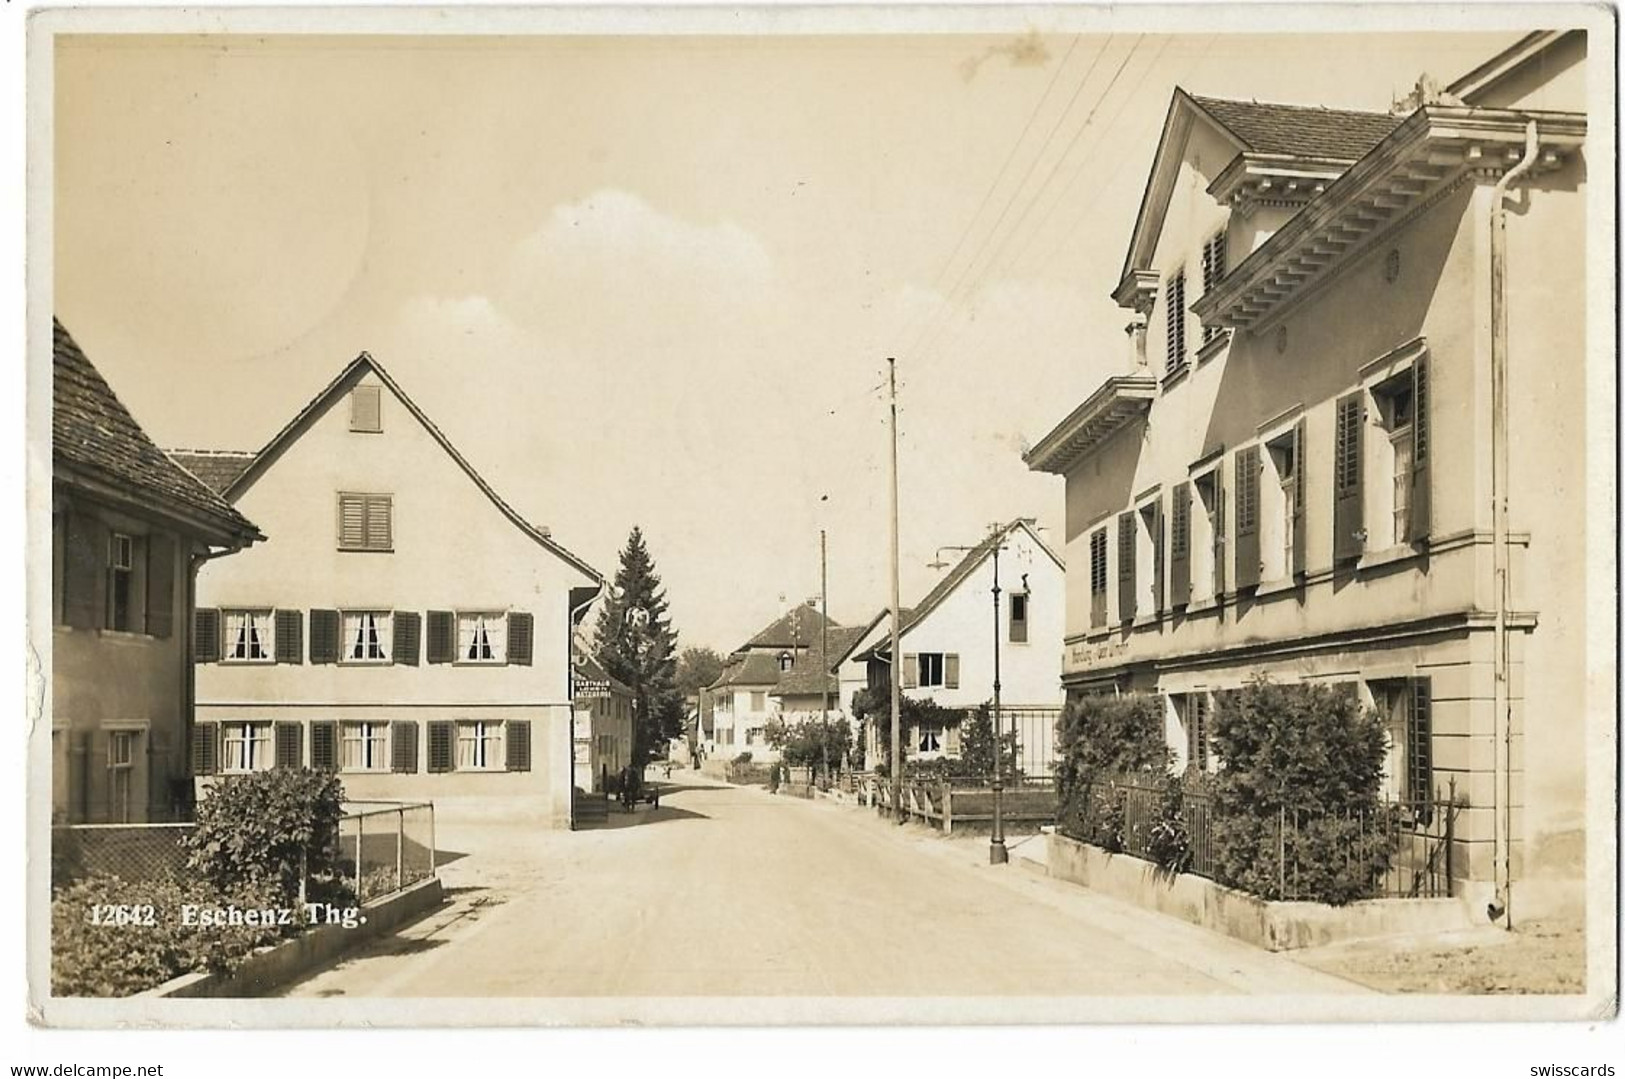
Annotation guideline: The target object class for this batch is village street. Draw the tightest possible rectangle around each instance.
[282,773,1363,999]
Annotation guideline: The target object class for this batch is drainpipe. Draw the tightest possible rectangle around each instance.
[1489,120,1539,928]
[184,538,249,819]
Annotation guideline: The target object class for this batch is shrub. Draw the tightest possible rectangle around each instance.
[182,769,346,905]
[1054,693,1168,842]
[1208,679,1390,903]
[1143,775,1193,875]
[732,751,753,765]
[51,872,291,997]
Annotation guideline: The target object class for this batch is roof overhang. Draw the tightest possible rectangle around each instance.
[1192,105,1586,333]
[1207,153,1350,215]
[1023,375,1157,476]
[55,462,265,548]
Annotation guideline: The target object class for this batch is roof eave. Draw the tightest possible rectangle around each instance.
[1024,376,1158,476]
[55,462,265,547]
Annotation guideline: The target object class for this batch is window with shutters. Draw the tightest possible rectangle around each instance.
[455,612,507,664]
[340,721,390,772]
[1164,269,1188,376]
[1199,230,1228,345]
[1370,372,1416,549]
[336,492,393,551]
[916,726,941,755]
[1089,529,1109,628]
[350,385,383,433]
[1173,693,1212,774]
[222,722,273,773]
[340,610,392,664]
[1190,467,1224,603]
[1263,428,1298,581]
[223,609,275,663]
[456,720,505,770]
[106,532,147,633]
[1370,678,1433,820]
[1136,499,1161,618]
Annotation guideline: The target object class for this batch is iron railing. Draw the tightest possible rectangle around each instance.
[337,801,437,904]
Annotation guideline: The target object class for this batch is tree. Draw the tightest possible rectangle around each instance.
[594,527,685,767]
[675,646,726,700]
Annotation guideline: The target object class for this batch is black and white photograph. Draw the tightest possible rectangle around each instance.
[16,0,1619,1063]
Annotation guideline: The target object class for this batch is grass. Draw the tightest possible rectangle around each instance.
[1296,917,1586,994]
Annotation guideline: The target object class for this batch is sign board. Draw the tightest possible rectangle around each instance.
[574,678,611,700]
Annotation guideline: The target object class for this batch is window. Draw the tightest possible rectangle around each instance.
[750,691,767,713]
[107,731,136,823]
[341,721,390,772]
[1370,678,1433,820]
[456,720,505,770]
[778,651,794,672]
[1137,499,1162,616]
[456,612,507,664]
[1009,592,1029,643]
[917,727,941,754]
[224,609,275,663]
[337,493,393,551]
[1372,373,1416,548]
[341,611,392,663]
[1174,693,1212,774]
[1200,230,1228,344]
[917,653,945,688]
[1263,426,1302,581]
[1089,529,1109,628]
[107,532,136,631]
[350,385,383,433]
[222,722,272,773]
[1164,270,1187,375]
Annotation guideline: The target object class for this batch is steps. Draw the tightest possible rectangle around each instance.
[573,790,610,826]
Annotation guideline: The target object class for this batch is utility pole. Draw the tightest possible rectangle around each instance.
[888,357,903,822]
[820,527,830,785]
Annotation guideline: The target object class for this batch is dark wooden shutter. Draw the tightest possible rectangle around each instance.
[1090,530,1108,627]
[1409,357,1431,544]
[337,494,366,549]
[350,385,382,433]
[194,608,222,664]
[1169,482,1191,608]
[191,722,219,776]
[1189,694,1210,772]
[144,532,175,638]
[508,612,534,666]
[1150,497,1165,615]
[366,495,393,550]
[309,609,340,664]
[1235,446,1261,589]
[1333,391,1365,562]
[427,721,455,774]
[426,611,455,664]
[1292,419,1308,577]
[275,609,304,664]
[394,611,422,666]
[506,720,532,772]
[944,654,960,689]
[1165,271,1186,374]
[274,722,303,769]
[64,512,106,630]
[310,721,339,772]
[902,654,918,689]
[391,721,419,774]
[1409,676,1433,807]
[1117,511,1136,622]
[1212,464,1227,601]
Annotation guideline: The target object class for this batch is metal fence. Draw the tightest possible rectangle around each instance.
[51,822,194,889]
[337,801,437,904]
[1002,707,1062,777]
[1075,775,1459,900]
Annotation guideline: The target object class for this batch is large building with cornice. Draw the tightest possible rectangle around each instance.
[1026,32,1590,920]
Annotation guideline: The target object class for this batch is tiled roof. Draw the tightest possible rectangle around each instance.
[1190,95,1404,162]
[771,626,867,698]
[168,450,256,495]
[710,651,784,689]
[744,602,841,650]
[53,319,261,542]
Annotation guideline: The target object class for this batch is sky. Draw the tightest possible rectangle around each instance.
[52,23,1518,654]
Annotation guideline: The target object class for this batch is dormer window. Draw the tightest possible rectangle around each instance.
[350,385,382,433]
[778,651,794,672]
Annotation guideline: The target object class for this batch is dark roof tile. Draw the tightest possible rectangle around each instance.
[1190,94,1403,162]
[168,450,256,495]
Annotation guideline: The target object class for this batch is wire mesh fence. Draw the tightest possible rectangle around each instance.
[337,802,437,904]
[51,823,194,889]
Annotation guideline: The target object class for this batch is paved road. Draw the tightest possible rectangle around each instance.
[283,774,1363,999]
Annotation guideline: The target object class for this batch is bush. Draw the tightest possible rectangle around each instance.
[1143,775,1194,875]
[51,872,292,997]
[182,769,347,906]
[1054,693,1168,842]
[1208,679,1390,904]
[732,751,753,765]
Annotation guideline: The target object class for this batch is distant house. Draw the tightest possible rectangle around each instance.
[51,319,263,823]
[771,624,868,722]
[1024,33,1589,914]
[171,352,603,827]
[706,602,840,761]
[854,519,1065,773]
[571,653,634,792]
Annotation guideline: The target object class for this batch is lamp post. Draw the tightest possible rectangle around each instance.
[932,522,1019,866]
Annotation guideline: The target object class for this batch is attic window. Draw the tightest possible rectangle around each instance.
[778,651,794,672]
[350,386,382,433]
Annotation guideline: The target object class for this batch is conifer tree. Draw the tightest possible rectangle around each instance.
[594,526,684,766]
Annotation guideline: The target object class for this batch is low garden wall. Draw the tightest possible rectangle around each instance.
[1047,833,1483,952]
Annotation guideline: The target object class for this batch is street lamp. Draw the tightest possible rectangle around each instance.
[932,522,1021,866]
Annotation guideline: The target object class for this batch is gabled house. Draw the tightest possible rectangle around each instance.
[570,652,634,793]
[51,319,263,823]
[171,352,604,827]
[706,602,840,761]
[854,519,1065,772]
[1025,33,1589,916]
[770,624,868,722]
